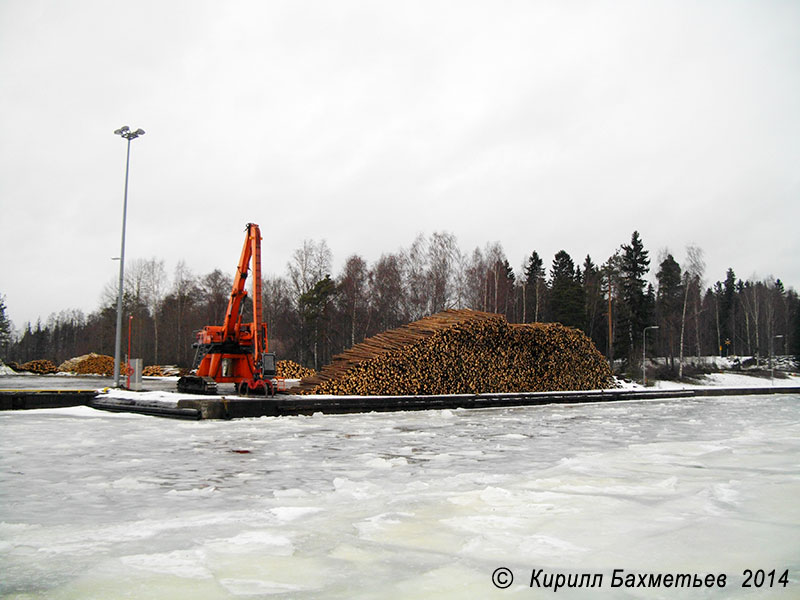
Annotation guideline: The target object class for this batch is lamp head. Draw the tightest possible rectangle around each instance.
[114,125,144,140]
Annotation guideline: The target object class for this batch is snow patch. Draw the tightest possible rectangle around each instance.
[120,549,213,579]
[269,506,324,522]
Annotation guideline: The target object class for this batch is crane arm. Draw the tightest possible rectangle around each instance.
[220,223,262,346]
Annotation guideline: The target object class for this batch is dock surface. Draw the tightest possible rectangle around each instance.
[92,386,800,419]
[3,384,799,419]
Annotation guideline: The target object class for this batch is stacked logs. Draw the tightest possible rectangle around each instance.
[59,354,91,372]
[276,360,316,379]
[299,309,612,395]
[506,323,613,391]
[57,353,122,376]
[142,365,183,377]
[18,359,59,374]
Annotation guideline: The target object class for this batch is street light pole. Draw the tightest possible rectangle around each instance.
[642,325,659,386]
[113,126,145,388]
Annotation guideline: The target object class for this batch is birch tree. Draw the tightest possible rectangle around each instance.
[141,258,167,364]
[678,245,704,377]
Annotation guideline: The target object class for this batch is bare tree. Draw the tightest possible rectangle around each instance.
[462,247,487,311]
[140,258,167,364]
[740,280,761,362]
[261,275,295,358]
[451,250,470,309]
[368,253,406,335]
[287,239,332,306]
[337,255,369,347]
[483,242,507,314]
[764,278,780,367]
[403,234,430,320]
[200,269,233,324]
[686,246,705,357]
[170,260,196,365]
[125,258,150,307]
[428,231,461,313]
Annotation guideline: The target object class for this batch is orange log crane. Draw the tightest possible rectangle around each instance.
[177,223,277,395]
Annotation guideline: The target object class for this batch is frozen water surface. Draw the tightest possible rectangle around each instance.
[1,395,799,598]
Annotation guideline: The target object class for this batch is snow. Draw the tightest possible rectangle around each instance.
[2,393,799,598]
[611,371,800,391]
[95,388,204,405]
[652,371,800,389]
[0,361,24,375]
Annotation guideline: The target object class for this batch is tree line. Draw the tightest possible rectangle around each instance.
[2,230,799,376]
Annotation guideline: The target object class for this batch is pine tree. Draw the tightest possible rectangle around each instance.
[601,251,623,363]
[299,275,335,370]
[656,254,682,369]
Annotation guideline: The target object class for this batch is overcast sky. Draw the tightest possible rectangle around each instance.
[1,0,798,329]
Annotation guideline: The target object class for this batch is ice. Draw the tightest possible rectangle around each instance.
[207,530,295,556]
[219,577,307,595]
[2,394,799,598]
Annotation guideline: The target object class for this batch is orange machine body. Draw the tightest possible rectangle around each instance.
[179,223,276,395]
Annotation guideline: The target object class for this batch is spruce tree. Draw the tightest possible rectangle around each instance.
[719,268,736,354]
[523,251,545,322]
[549,250,585,329]
[616,231,651,366]
[0,294,12,359]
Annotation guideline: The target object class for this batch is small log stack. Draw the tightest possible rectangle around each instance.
[276,360,316,379]
[74,354,116,376]
[142,365,183,377]
[18,359,59,374]
[298,309,612,395]
[58,353,127,376]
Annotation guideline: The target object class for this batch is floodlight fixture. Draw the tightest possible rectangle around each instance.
[115,126,145,141]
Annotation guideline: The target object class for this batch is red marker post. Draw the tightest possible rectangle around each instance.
[126,315,133,389]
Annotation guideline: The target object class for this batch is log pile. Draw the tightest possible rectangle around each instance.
[276,360,316,379]
[506,323,613,391]
[59,354,91,372]
[142,365,183,377]
[18,359,59,374]
[58,353,124,376]
[299,309,612,395]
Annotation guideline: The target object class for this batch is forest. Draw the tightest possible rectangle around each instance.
[1,230,798,377]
